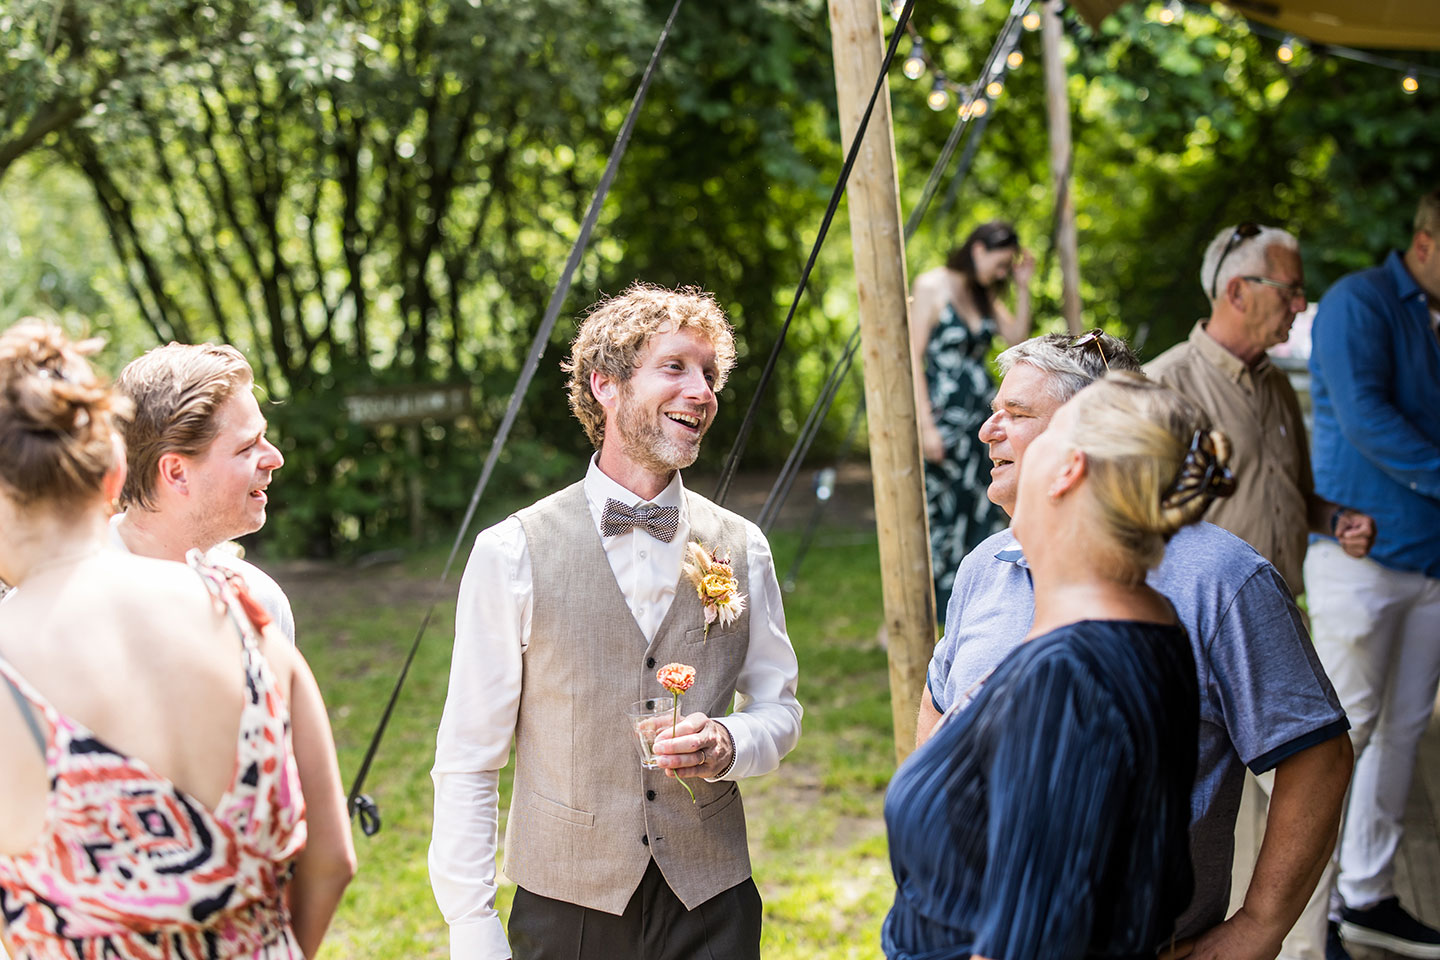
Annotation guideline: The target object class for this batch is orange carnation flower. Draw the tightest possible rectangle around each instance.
[655,662,699,803]
[656,662,696,695]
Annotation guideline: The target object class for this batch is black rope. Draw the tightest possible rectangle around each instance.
[782,395,867,591]
[344,0,685,835]
[755,324,861,531]
[904,0,1031,239]
[755,3,1027,576]
[711,0,918,507]
[932,85,998,228]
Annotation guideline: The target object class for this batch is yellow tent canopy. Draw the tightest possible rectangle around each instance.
[1069,0,1440,50]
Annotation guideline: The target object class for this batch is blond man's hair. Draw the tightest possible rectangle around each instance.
[115,342,254,510]
[1066,372,1231,575]
[562,282,736,449]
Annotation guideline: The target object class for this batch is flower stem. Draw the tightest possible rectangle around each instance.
[672,692,695,802]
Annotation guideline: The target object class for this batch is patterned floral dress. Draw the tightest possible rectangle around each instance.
[924,304,1006,620]
[0,559,307,959]
[927,303,1008,613]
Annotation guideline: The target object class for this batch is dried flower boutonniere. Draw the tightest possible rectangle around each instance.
[680,541,746,641]
[657,662,698,802]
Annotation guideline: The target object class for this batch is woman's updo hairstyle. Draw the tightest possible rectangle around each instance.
[1067,372,1233,572]
[0,320,131,507]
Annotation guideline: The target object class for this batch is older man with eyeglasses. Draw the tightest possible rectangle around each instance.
[1147,223,1376,960]
[1147,223,1375,595]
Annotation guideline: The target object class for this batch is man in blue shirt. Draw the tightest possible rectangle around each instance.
[1305,188,1440,959]
[917,332,1353,960]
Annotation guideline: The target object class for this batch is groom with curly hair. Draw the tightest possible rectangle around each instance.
[429,282,803,960]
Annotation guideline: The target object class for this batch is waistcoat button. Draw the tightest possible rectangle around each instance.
[641,835,650,846]
[646,657,656,669]
[646,790,656,801]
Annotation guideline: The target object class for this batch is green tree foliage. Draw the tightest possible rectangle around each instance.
[2,0,839,553]
[4,0,1437,552]
[891,1,1439,354]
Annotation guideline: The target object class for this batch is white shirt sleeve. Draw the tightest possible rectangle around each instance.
[713,521,802,781]
[429,518,530,960]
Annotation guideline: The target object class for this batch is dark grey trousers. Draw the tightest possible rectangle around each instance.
[509,859,762,960]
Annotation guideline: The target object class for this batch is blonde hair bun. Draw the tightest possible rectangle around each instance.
[1068,372,1231,571]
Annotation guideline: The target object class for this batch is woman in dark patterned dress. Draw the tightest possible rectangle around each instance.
[910,220,1034,618]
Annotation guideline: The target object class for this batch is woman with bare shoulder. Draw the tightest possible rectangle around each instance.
[0,321,354,959]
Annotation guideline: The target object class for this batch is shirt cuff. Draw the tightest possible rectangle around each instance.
[449,918,512,960]
[1247,717,1352,775]
[926,674,949,714]
[707,717,740,781]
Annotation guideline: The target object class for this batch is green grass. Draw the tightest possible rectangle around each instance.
[292,526,897,959]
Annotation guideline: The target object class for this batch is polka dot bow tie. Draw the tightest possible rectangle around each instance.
[600,498,680,543]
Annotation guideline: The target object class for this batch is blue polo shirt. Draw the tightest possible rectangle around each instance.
[1309,250,1440,578]
[928,522,1347,942]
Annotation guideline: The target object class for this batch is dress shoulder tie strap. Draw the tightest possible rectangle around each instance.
[0,655,49,755]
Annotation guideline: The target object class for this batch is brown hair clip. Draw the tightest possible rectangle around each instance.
[1161,429,1235,510]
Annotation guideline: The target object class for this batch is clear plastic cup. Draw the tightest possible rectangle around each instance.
[627,697,678,769]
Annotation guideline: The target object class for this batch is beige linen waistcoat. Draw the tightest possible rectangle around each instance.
[504,481,753,914]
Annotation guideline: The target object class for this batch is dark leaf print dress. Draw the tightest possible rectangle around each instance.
[924,304,1006,619]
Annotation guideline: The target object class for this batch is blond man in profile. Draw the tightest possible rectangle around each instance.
[112,343,294,643]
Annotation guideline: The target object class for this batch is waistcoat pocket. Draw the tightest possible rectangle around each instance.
[530,792,596,827]
[684,624,739,645]
[698,782,741,822]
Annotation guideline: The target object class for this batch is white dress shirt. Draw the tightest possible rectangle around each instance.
[429,458,802,960]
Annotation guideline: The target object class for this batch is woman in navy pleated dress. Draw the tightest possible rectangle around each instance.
[884,373,1235,960]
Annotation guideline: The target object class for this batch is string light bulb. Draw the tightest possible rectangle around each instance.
[1157,0,1182,24]
[903,37,927,80]
[1007,50,1024,69]
[1402,72,1419,94]
[1022,10,1042,31]
[986,79,1004,98]
[927,76,951,111]
[1276,35,1296,64]
[970,97,990,117]
[889,0,906,20]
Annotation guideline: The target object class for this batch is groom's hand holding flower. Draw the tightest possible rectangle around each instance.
[653,714,735,780]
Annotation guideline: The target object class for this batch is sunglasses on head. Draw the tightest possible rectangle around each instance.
[1209,222,1262,300]
[1067,328,1111,372]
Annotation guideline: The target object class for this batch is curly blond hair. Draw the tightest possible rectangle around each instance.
[563,282,736,449]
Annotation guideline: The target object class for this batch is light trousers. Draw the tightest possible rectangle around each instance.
[1306,540,1440,909]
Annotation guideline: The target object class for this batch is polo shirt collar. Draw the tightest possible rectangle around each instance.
[1384,249,1428,306]
[992,529,1029,569]
[1189,320,1267,382]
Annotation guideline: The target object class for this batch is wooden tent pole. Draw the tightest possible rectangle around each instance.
[827,0,936,764]
[1042,0,1083,332]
